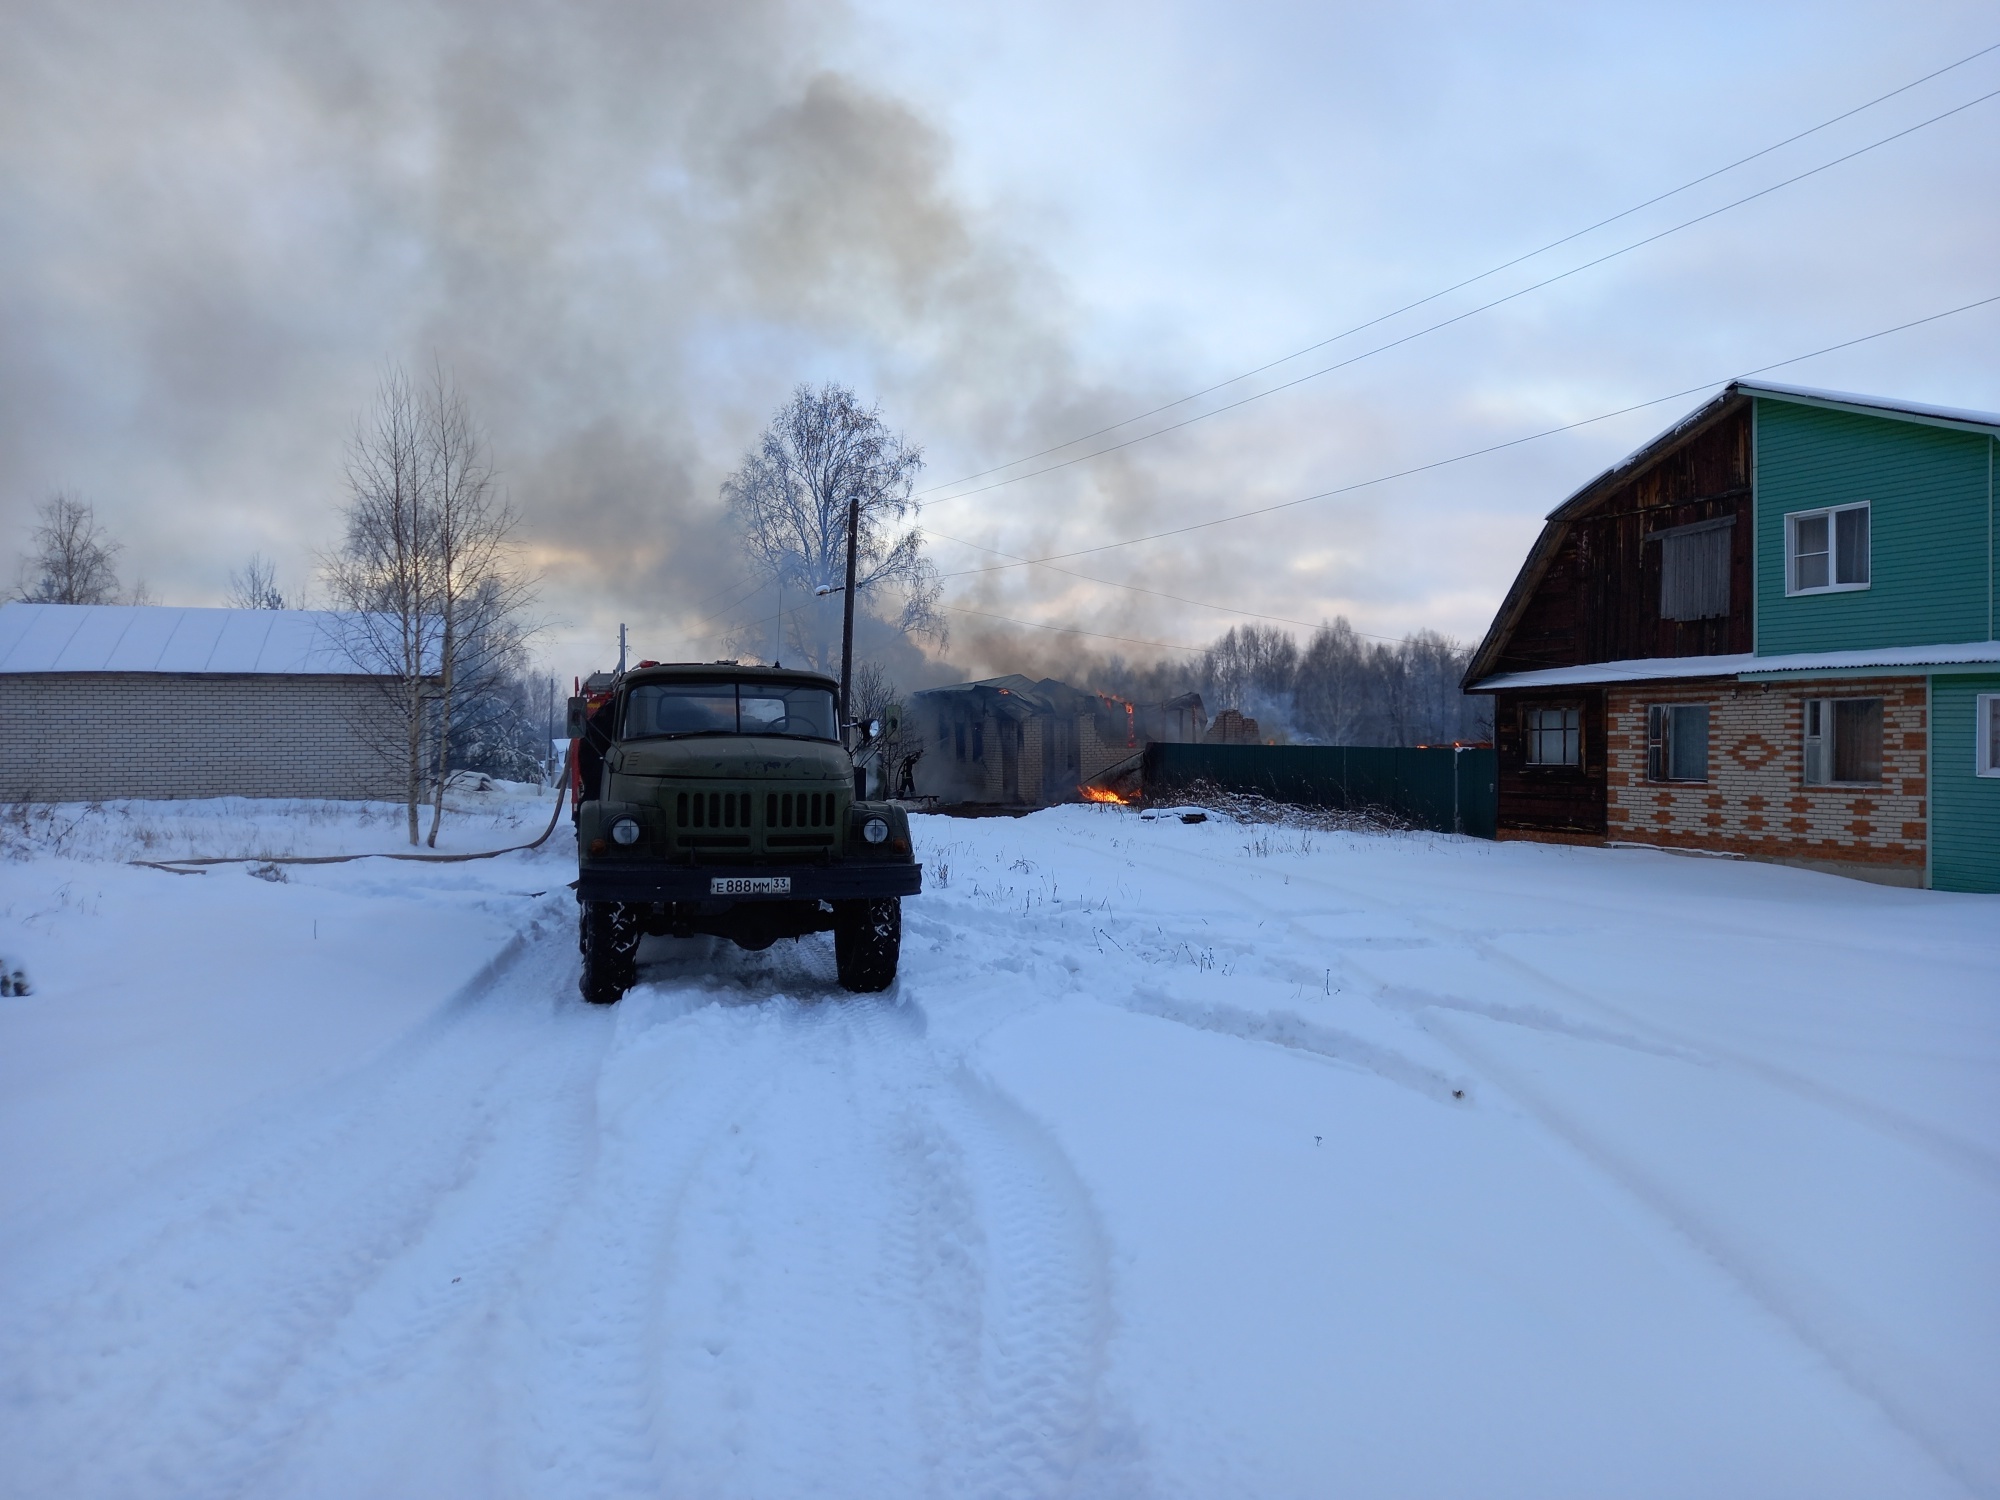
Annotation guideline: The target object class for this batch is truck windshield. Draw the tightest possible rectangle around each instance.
[623,681,839,742]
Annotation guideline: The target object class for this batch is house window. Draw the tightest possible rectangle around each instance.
[953,720,966,761]
[1646,704,1710,782]
[1803,697,1882,784]
[1786,503,1870,594]
[1978,694,2000,778]
[1523,705,1581,767]
[1655,518,1732,621]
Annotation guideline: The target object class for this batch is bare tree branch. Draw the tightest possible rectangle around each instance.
[723,383,943,675]
[14,491,123,604]
[321,366,443,845]
[226,553,287,609]
[418,362,532,846]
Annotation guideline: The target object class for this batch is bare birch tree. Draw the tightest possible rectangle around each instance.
[1093,616,1490,747]
[322,364,533,845]
[14,491,123,604]
[723,384,942,675]
[227,553,287,609]
[418,364,527,847]
[323,368,441,845]
[1293,619,1369,743]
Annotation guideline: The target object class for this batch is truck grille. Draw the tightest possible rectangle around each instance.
[677,791,754,830]
[666,785,843,856]
[768,791,835,829]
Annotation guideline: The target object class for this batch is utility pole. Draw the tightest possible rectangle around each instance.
[837,496,859,746]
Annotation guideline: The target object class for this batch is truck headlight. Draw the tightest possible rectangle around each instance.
[862,816,889,844]
[610,817,642,846]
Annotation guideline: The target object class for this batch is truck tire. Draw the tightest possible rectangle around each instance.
[833,897,901,993]
[579,899,640,1005]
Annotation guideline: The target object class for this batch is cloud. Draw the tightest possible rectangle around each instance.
[0,0,1125,675]
[5,0,1995,692]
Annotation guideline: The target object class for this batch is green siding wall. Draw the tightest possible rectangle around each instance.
[1754,400,1994,654]
[1931,672,2000,894]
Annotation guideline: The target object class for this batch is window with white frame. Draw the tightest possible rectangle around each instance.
[1802,697,1883,785]
[1647,704,1710,781]
[1786,502,1870,594]
[1523,704,1581,767]
[1979,693,2000,778]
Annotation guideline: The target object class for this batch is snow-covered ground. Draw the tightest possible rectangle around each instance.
[2,794,1996,1499]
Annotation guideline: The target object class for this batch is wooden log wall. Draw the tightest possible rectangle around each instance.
[1495,406,1754,674]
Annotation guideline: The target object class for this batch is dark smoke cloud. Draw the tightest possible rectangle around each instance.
[0,0,1149,680]
[21,1,1978,690]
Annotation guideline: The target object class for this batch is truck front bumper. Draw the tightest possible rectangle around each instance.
[576,859,922,905]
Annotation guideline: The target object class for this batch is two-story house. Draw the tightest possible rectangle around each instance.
[1462,381,2000,893]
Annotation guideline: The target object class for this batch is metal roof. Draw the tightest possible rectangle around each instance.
[1464,380,2000,691]
[0,604,407,676]
[1546,380,2000,524]
[1734,380,2000,437]
[1472,640,2000,693]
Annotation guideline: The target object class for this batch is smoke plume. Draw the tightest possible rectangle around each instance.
[0,0,1148,677]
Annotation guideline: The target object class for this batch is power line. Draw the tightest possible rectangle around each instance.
[706,588,849,653]
[698,295,2000,664]
[923,84,2000,507]
[677,572,776,642]
[924,290,1999,609]
[684,571,757,611]
[941,603,1206,655]
[920,523,1412,641]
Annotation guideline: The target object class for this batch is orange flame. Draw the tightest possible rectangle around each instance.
[1079,785,1129,805]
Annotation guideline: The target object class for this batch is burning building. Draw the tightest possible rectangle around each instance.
[902,676,1209,808]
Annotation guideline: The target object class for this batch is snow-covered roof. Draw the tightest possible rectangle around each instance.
[1735,380,2000,436]
[1544,380,2000,523]
[1472,640,2000,692]
[0,604,409,676]
[1466,380,2000,692]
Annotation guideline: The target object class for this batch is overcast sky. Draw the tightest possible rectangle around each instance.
[4,0,1996,687]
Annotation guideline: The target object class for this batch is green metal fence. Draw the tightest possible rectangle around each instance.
[1140,743,1497,838]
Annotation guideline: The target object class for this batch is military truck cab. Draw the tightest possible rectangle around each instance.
[569,662,920,1002]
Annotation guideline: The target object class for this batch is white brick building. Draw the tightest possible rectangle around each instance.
[1,604,418,802]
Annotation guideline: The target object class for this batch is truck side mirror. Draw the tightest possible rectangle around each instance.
[566,696,591,738]
[867,718,883,740]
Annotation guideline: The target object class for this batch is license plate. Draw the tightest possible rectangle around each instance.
[710,876,791,896]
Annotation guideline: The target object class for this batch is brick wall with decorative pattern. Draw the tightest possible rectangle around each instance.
[1,673,407,802]
[1604,676,1927,882]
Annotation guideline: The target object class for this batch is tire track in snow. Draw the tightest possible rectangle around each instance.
[928,1066,1136,1499]
[232,929,614,1497]
[1265,858,2000,1189]
[1462,939,2000,1190]
[503,986,793,1500]
[1031,821,1994,1496]
[8,886,1141,1498]
[1058,822,2000,1186]
[511,932,1134,1499]
[0,900,601,1500]
[1432,1016,1987,1499]
[1116,985,1470,1105]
